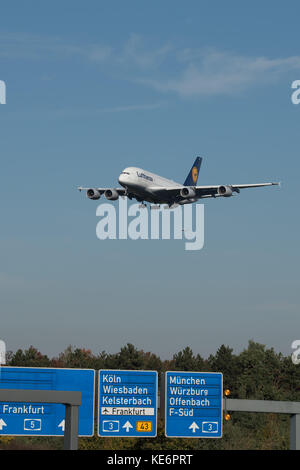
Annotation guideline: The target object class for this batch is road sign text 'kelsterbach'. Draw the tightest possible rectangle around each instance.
[98,370,157,437]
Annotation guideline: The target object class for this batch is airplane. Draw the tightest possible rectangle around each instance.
[78,157,280,208]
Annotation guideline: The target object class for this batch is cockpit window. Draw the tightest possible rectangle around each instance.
[121,171,130,175]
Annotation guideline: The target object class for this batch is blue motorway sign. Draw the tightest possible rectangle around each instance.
[0,367,95,436]
[165,371,223,438]
[98,370,157,437]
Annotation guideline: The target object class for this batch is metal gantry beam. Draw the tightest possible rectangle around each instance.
[223,398,300,415]
[223,398,300,450]
[0,389,81,450]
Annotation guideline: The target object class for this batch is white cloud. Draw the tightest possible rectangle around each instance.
[2,33,300,97]
[85,44,112,62]
[138,50,300,97]
[118,33,172,69]
[0,32,169,68]
[99,102,164,112]
[0,32,112,62]
[3,102,165,120]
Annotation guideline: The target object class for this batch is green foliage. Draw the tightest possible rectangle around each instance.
[171,347,205,371]
[2,340,300,450]
[9,346,51,367]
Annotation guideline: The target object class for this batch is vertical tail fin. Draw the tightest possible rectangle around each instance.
[183,157,202,186]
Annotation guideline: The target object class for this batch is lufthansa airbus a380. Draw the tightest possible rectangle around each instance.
[78,157,279,208]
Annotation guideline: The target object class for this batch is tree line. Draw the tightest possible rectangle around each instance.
[1,340,300,450]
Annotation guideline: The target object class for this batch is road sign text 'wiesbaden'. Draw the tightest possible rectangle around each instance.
[98,370,157,437]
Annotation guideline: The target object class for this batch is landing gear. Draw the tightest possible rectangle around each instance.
[164,203,179,209]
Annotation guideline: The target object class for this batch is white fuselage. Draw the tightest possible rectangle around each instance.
[118,167,182,203]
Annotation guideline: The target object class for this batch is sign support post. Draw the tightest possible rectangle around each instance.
[160,372,165,430]
[64,403,79,450]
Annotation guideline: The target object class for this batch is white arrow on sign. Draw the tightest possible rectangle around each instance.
[189,421,199,433]
[58,420,65,432]
[122,421,133,433]
[0,419,7,431]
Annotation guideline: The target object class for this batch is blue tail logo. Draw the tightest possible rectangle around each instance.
[184,157,202,186]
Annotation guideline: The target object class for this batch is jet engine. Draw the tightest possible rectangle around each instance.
[180,187,196,198]
[217,185,233,197]
[86,189,101,200]
[104,189,119,200]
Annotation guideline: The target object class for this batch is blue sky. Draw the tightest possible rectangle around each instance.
[0,1,299,359]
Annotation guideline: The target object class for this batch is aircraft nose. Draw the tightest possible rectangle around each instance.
[119,170,130,186]
[118,174,125,185]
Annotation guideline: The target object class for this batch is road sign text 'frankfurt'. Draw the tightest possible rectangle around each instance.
[98,370,157,437]
[0,367,95,436]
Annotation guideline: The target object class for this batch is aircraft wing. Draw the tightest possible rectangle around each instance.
[194,182,280,198]
[78,187,127,195]
[150,182,280,199]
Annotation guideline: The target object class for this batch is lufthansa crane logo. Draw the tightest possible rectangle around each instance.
[192,166,198,184]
